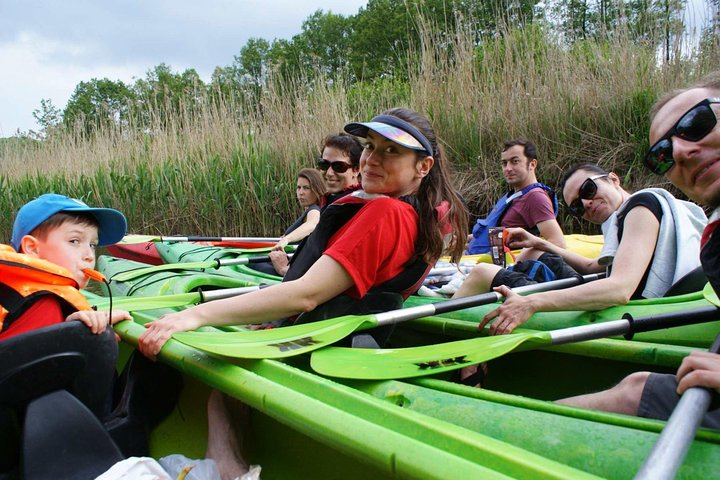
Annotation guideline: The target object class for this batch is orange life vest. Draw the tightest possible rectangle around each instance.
[0,244,91,332]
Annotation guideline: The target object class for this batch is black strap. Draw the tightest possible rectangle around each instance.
[0,284,77,333]
[0,283,26,332]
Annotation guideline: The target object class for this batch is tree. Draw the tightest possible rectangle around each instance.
[63,78,135,134]
[132,64,206,127]
[31,98,62,139]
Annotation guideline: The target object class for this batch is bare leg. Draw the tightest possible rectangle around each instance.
[452,264,502,299]
[556,371,650,416]
[513,248,544,263]
[206,389,249,480]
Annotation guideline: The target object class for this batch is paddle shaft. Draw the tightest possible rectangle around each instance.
[161,236,281,243]
[310,305,720,380]
[549,306,720,345]
[374,274,604,327]
[634,332,720,480]
[92,285,263,311]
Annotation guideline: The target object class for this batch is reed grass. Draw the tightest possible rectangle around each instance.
[0,17,716,243]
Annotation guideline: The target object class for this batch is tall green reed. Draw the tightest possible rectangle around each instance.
[0,17,716,242]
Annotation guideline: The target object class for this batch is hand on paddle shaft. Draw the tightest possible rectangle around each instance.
[634,334,720,480]
[479,285,537,335]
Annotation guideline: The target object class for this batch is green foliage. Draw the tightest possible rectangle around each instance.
[63,78,135,134]
[3,2,718,241]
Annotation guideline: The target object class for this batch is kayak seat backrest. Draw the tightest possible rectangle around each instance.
[23,390,123,480]
[0,323,118,478]
[665,266,709,297]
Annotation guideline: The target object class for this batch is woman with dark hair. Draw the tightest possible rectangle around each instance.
[139,107,468,355]
[454,163,706,336]
[318,132,362,207]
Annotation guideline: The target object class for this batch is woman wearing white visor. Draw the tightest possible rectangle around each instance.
[139,107,468,356]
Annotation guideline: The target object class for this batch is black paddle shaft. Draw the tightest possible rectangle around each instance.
[623,306,720,339]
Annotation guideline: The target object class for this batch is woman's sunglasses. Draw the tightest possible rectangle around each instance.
[567,174,609,218]
[644,98,720,175]
[317,158,353,173]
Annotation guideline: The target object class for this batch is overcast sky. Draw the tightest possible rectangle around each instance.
[0,1,710,137]
[0,0,368,137]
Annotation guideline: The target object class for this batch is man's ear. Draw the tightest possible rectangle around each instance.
[20,235,41,257]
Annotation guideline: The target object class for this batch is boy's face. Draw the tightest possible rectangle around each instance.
[651,87,720,208]
[29,220,98,288]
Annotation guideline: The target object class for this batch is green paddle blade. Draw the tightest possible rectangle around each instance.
[92,292,201,312]
[310,331,552,379]
[112,260,225,282]
[172,315,378,358]
[703,283,720,307]
[118,234,162,244]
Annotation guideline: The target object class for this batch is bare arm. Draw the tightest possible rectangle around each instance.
[273,209,320,251]
[481,207,660,335]
[505,227,601,274]
[138,255,354,357]
[535,218,566,249]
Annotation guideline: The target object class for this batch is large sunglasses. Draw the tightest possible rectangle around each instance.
[644,98,720,175]
[567,174,609,218]
[317,158,353,173]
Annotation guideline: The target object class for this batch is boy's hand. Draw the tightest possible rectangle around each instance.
[65,309,132,335]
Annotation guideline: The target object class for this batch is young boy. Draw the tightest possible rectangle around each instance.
[0,193,131,341]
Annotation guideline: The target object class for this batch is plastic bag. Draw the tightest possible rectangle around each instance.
[158,454,221,480]
[95,456,171,479]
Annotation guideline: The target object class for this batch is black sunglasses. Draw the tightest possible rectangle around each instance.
[644,98,720,175]
[317,158,353,173]
[567,174,609,218]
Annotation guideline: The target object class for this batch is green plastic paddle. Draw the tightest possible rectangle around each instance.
[634,284,720,480]
[119,234,281,244]
[111,250,295,282]
[310,305,720,379]
[90,285,262,312]
[171,273,603,359]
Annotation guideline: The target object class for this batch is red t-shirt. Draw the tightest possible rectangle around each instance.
[323,197,419,299]
[0,296,66,341]
[500,187,556,230]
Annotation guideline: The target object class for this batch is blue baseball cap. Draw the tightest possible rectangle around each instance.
[11,194,127,251]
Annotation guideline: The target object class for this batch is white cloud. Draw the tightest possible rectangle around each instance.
[0,0,367,136]
[0,32,145,136]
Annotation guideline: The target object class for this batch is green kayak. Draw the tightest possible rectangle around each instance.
[89,255,720,479]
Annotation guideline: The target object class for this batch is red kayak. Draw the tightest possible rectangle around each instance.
[107,238,276,265]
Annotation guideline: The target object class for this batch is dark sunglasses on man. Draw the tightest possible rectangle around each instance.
[644,97,720,175]
[567,174,609,218]
[317,158,353,173]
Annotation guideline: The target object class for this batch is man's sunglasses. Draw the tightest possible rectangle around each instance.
[567,174,609,218]
[317,159,353,173]
[644,98,720,175]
